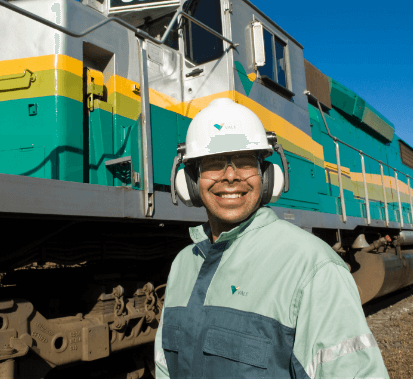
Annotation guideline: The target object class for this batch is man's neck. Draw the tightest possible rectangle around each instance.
[208,217,242,243]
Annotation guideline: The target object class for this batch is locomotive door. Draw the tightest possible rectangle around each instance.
[181,0,232,110]
[83,67,114,186]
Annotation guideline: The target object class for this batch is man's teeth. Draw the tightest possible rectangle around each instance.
[220,193,243,198]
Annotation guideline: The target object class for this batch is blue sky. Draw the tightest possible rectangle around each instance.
[251,0,413,147]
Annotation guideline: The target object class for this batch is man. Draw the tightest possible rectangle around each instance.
[155,98,389,378]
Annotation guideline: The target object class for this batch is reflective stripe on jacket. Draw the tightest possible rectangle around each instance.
[155,206,389,379]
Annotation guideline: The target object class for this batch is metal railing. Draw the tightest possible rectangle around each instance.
[305,91,413,228]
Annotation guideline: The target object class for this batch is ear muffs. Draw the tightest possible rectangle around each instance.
[184,165,204,207]
[175,165,203,207]
[175,168,193,207]
[260,161,274,205]
[260,162,284,205]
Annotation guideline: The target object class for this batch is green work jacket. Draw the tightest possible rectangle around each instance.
[154,206,389,378]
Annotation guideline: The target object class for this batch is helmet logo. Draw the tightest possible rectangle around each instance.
[214,123,237,131]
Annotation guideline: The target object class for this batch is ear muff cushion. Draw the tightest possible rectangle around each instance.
[260,160,274,205]
[184,165,203,208]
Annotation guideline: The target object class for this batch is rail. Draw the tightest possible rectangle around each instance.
[305,91,413,228]
[1,0,237,217]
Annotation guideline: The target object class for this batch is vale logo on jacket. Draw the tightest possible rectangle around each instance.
[231,285,248,296]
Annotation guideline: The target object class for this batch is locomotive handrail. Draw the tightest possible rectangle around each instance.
[306,91,413,227]
[0,0,237,47]
[0,69,36,92]
[305,91,413,180]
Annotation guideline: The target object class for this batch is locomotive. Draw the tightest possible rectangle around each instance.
[0,0,412,377]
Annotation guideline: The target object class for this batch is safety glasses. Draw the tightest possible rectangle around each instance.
[199,154,260,181]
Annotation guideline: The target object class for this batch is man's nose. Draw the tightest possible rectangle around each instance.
[221,163,240,182]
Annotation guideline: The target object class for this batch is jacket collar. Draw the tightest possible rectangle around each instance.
[189,206,279,245]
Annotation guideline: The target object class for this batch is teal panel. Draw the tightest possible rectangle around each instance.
[113,114,137,187]
[151,105,179,186]
[270,151,320,211]
[317,194,338,215]
[150,107,192,187]
[0,146,46,178]
[131,117,143,190]
[89,103,115,186]
[329,78,356,115]
[177,114,192,144]
[0,96,83,182]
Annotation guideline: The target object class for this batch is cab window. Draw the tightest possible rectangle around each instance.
[258,28,287,89]
[140,12,179,51]
[183,0,223,65]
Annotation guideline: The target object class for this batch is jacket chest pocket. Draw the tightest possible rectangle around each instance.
[202,326,272,379]
[162,325,180,377]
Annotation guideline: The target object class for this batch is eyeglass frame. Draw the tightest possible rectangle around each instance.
[196,152,263,181]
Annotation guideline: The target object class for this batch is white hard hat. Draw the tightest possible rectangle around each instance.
[183,98,273,162]
[170,98,290,207]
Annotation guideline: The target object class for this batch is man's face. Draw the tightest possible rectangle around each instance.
[198,151,262,225]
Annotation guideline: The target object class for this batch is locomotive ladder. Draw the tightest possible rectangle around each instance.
[305,91,413,228]
[0,0,237,218]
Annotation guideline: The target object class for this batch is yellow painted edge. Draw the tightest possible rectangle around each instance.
[326,161,413,196]
[106,75,140,101]
[325,162,351,176]
[0,54,82,77]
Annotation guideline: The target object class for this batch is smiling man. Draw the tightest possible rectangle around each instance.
[155,98,388,379]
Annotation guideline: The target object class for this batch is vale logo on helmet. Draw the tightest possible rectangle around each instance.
[213,123,237,131]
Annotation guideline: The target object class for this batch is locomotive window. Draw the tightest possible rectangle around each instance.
[257,28,291,98]
[140,12,179,50]
[274,38,287,88]
[183,0,223,65]
[258,28,275,80]
[111,0,174,7]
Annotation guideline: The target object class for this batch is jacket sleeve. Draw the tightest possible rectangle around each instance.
[155,304,170,378]
[292,261,389,379]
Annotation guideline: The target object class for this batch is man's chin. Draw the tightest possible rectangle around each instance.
[208,208,250,226]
